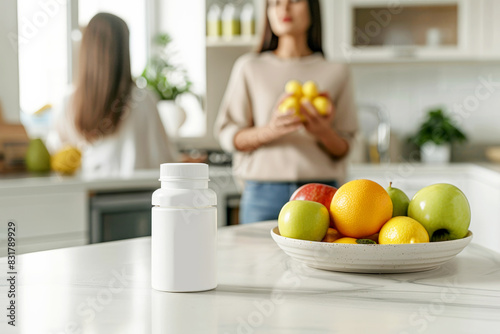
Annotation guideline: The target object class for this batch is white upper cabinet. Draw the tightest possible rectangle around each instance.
[478,0,500,59]
[323,0,498,63]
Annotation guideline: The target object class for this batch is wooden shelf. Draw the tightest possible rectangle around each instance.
[206,36,259,48]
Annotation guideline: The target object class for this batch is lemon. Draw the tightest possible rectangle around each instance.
[302,81,319,99]
[51,146,81,175]
[379,216,430,244]
[312,96,331,116]
[333,237,376,244]
[285,80,303,99]
[334,237,358,244]
[278,96,305,121]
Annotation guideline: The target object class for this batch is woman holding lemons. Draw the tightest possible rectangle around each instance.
[215,0,358,224]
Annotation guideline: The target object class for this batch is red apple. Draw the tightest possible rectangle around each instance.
[290,183,337,207]
[290,183,337,227]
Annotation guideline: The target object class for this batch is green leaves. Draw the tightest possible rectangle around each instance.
[410,109,467,147]
[139,33,193,101]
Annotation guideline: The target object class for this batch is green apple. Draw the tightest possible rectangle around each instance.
[278,200,329,241]
[386,182,410,217]
[408,183,470,242]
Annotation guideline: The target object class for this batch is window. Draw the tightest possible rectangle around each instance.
[17,0,150,118]
[78,0,149,77]
[17,0,69,114]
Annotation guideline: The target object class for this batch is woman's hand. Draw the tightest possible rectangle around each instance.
[261,94,303,141]
[233,94,302,152]
[300,94,349,158]
[300,94,335,139]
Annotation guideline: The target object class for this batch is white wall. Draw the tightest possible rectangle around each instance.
[157,0,207,139]
[351,62,500,144]
[0,1,20,123]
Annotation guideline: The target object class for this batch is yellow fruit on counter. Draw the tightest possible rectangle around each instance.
[285,80,303,99]
[378,217,430,244]
[51,146,81,175]
[312,96,331,116]
[302,80,319,99]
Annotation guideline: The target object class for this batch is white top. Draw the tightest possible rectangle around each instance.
[47,86,177,177]
[1,221,499,333]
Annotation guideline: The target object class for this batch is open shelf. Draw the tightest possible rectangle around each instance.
[206,36,259,48]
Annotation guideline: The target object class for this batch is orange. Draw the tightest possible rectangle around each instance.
[379,217,429,244]
[330,179,393,238]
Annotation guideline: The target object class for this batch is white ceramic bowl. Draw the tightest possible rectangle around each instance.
[270,227,473,273]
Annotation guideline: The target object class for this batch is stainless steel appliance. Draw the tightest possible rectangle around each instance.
[89,190,154,243]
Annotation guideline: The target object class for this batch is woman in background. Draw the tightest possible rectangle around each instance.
[214,0,358,223]
[48,13,176,176]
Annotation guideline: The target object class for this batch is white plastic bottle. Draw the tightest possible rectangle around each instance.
[151,163,217,292]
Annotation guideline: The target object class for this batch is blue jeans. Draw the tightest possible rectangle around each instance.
[239,180,338,224]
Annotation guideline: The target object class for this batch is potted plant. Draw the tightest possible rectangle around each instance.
[409,108,467,163]
[138,33,194,137]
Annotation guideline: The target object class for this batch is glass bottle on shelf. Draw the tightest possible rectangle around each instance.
[207,4,222,37]
[240,2,255,37]
[221,3,240,38]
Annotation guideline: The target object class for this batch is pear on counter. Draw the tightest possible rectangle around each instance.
[25,138,51,173]
[386,182,410,217]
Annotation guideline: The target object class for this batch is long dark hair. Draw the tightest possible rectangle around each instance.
[258,0,323,55]
[73,13,133,142]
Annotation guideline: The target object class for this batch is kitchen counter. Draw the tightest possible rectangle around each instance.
[0,166,239,254]
[1,221,499,333]
[2,162,500,255]
[0,165,236,194]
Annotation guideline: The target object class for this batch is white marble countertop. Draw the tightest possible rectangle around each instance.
[1,162,500,197]
[0,165,236,193]
[1,221,499,333]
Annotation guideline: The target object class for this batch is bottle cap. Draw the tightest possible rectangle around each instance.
[159,163,209,181]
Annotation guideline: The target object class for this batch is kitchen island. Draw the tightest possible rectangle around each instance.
[1,221,499,333]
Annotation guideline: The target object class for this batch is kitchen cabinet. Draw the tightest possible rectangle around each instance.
[478,0,500,59]
[323,0,484,63]
[0,191,87,254]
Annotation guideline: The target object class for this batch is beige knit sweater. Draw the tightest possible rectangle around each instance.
[214,51,358,183]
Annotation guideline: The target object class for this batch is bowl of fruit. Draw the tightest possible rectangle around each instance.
[271,180,473,273]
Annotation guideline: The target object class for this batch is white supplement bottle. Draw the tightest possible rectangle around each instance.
[151,163,217,292]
